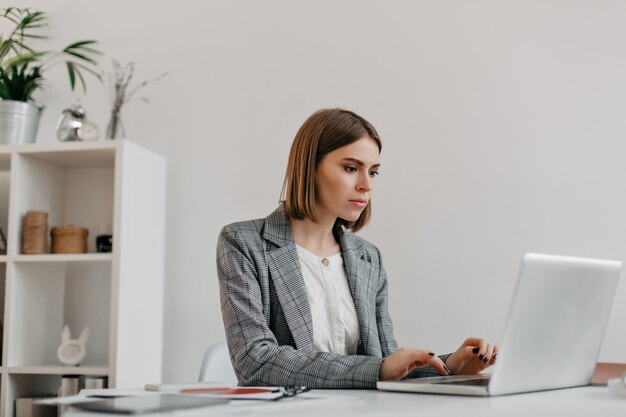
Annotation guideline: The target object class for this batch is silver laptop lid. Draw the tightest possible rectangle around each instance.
[489,253,621,396]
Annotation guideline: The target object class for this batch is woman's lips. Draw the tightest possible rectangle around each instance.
[349,199,368,208]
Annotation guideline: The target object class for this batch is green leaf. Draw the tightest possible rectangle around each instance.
[63,50,97,65]
[75,68,86,92]
[0,39,13,60]
[69,61,102,80]
[75,46,101,55]
[19,11,46,30]
[20,34,48,39]
[62,40,101,67]
[12,41,37,53]
[2,51,44,69]
[64,40,98,49]
[66,61,76,90]
[23,72,43,101]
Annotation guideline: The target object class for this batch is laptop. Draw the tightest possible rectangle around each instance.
[377,253,621,396]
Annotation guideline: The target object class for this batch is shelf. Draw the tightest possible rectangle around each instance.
[4,141,116,152]
[7,365,109,375]
[1,141,116,168]
[0,139,165,414]
[12,253,113,264]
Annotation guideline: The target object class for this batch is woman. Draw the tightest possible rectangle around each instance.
[217,108,497,388]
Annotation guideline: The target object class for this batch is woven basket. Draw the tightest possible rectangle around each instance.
[51,226,89,254]
[21,211,48,254]
[24,211,48,226]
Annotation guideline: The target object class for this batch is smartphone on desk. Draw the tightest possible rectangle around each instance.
[72,394,229,414]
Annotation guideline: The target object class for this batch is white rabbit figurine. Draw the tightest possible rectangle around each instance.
[57,325,89,366]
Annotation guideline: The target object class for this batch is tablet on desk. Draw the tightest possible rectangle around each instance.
[72,394,229,414]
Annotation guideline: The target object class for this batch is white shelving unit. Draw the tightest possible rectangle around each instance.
[0,140,166,417]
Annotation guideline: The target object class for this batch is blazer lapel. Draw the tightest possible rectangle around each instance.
[338,229,380,356]
[264,206,314,352]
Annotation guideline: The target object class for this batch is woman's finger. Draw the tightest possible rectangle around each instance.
[488,344,500,365]
[475,339,488,361]
[455,338,500,371]
[410,349,450,376]
[461,337,483,349]
[461,337,489,359]
[483,343,495,364]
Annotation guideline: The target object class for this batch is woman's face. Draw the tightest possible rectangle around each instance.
[315,136,381,222]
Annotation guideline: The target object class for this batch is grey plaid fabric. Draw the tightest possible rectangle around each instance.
[217,205,447,389]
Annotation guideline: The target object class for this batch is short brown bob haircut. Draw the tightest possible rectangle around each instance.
[281,108,382,232]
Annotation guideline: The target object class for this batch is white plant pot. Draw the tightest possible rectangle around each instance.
[0,100,44,145]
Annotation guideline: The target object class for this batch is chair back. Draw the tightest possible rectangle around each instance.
[198,342,238,384]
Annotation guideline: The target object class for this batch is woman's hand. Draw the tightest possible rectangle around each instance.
[379,347,451,381]
[445,337,498,375]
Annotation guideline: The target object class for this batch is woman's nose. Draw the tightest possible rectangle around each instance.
[356,175,372,192]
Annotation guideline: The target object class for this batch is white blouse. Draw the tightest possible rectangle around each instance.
[296,244,361,355]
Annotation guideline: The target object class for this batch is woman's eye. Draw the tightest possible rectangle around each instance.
[345,166,357,173]
[370,171,380,177]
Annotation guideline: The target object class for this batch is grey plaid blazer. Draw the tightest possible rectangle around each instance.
[217,205,446,388]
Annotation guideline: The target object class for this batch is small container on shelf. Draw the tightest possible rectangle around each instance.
[58,375,79,397]
[84,376,108,389]
[96,235,112,253]
[21,211,49,254]
[50,226,88,254]
[0,226,6,255]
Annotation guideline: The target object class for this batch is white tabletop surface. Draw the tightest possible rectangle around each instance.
[66,386,626,417]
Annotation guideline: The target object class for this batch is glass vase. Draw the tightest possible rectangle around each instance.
[105,110,125,140]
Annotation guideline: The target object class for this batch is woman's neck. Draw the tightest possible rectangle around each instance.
[290,216,341,258]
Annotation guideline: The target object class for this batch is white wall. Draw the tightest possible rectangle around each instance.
[13,0,626,382]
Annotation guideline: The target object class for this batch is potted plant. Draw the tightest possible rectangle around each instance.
[0,7,101,145]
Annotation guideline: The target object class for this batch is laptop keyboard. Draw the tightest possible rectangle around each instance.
[434,378,490,387]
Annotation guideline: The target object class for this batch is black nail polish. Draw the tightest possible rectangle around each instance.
[428,352,435,356]
[479,354,484,360]
[483,357,489,363]
[472,347,479,354]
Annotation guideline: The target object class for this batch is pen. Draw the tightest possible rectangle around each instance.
[86,395,131,399]
[281,386,310,397]
[180,387,281,395]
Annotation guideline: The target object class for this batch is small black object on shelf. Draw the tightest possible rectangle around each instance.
[96,234,113,253]
[0,227,6,254]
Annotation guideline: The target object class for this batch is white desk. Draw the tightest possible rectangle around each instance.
[66,386,626,417]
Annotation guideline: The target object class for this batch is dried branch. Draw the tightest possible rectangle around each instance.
[104,58,168,114]
[102,58,168,138]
